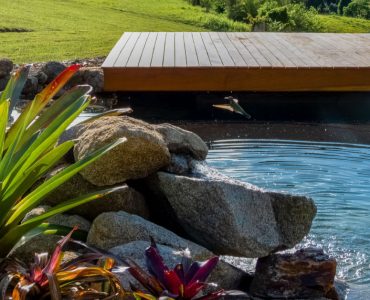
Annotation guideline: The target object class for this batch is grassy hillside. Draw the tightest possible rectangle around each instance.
[0,0,248,63]
[0,0,369,63]
[318,15,370,32]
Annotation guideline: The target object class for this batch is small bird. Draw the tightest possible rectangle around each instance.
[213,96,251,119]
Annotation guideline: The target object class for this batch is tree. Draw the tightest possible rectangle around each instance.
[338,0,352,14]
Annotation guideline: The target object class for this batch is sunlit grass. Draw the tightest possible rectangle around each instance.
[318,14,370,33]
[0,0,369,63]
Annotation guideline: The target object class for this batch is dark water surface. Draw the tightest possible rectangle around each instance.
[207,139,370,298]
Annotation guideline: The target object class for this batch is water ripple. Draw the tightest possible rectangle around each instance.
[207,139,370,297]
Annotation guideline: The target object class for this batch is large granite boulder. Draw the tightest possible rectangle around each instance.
[146,160,316,257]
[155,123,208,160]
[87,211,248,291]
[110,241,249,291]
[87,211,204,251]
[250,248,338,299]
[73,116,170,186]
[41,164,150,221]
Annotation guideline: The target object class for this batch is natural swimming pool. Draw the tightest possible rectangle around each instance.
[207,139,370,299]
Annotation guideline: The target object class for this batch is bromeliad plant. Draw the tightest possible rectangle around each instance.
[0,65,126,257]
[126,239,243,300]
[0,227,127,299]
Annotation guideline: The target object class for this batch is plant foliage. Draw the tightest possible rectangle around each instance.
[125,238,245,300]
[0,65,126,257]
[0,227,127,299]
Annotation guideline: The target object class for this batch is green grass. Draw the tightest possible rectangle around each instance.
[318,14,370,33]
[0,0,249,63]
[0,0,369,63]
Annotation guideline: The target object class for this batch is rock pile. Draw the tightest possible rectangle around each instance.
[0,58,104,99]
[12,114,338,298]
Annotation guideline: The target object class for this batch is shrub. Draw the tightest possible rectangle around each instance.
[226,0,259,21]
[344,0,370,19]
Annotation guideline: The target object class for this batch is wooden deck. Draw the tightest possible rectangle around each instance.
[102,32,370,92]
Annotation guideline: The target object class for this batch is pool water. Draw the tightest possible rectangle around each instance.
[207,139,370,298]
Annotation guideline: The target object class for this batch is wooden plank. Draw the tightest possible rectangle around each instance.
[209,32,235,66]
[270,33,319,67]
[184,32,199,67]
[200,32,223,66]
[218,32,247,66]
[175,32,187,67]
[248,33,284,67]
[126,32,150,67]
[102,32,132,67]
[253,33,297,67]
[104,67,370,92]
[114,32,141,67]
[320,34,368,66]
[284,34,336,67]
[235,32,270,66]
[278,34,324,67]
[310,34,359,67]
[164,32,175,67]
[139,32,158,67]
[151,32,166,67]
[227,32,259,67]
[193,32,211,66]
[103,32,370,92]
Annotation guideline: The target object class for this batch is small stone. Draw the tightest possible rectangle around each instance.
[0,59,13,78]
[23,76,38,97]
[155,123,208,160]
[68,67,104,93]
[41,61,66,83]
[250,248,338,299]
[36,71,48,85]
[74,116,170,186]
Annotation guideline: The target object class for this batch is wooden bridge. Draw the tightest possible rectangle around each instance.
[102,32,370,92]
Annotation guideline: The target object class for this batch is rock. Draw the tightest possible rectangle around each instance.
[146,160,316,257]
[155,123,208,160]
[110,241,249,291]
[36,71,48,85]
[87,211,204,251]
[23,75,38,96]
[250,248,338,300]
[164,154,192,175]
[23,205,91,231]
[0,75,10,91]
[41,61,66,83]
[68,67,104,93]
[12,206,91,261]
[74,116,170,186]
[0,59,13,78]
[41,164,150,221]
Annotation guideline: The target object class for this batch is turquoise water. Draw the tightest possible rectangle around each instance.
[207,139,370,297]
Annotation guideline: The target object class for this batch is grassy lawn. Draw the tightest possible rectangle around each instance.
[0,0,369,63]
[0,0,248,63]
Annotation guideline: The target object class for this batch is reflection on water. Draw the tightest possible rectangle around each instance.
[207,139,370,298]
